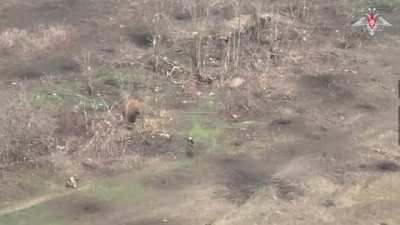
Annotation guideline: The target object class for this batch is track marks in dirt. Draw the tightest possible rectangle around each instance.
[354,102,378,112]
[209,139,334,204]
[127,134,183,157]
[298,73,355,104]
[49,194,110,220]
[270,178,304,201]
[212,155,268,204]
[143,147,320,206]
[143,167,198,191]
[360,161,400,173]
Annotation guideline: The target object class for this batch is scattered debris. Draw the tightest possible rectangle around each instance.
[343,69,358,74]
[65,176,78,189]
[231,113,240,120]
[56,145,66,150]
[259,13,294,26]
[259,14,272,26]
[193,72,213,84]
[149,56,188,85]
[159,132,171,139]
[228,77,245,88]
[81,158,99,170]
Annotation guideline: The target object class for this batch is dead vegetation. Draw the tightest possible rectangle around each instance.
[0,0,399,223]
[0,24,73,58]
[0,92,56,168]
[0,0,336,175]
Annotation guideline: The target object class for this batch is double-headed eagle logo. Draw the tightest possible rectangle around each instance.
[352,8,392,36]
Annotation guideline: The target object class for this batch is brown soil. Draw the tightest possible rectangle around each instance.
[0,0,399,225]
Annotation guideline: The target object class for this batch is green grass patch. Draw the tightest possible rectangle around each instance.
[96,72,131,88]
[32,85,109,111]
[185,112,261,153]
[175,158,195,168]
[0,204,66,225]
[188,115,219,150]
[0,179,145,225]
[84,181,145,202]
[186,96,219,148]
[177,94,265,154]
[187,115,243,153]
[32,89,78,105]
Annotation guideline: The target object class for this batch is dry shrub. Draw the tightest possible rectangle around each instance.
[126,23,154,48]
[55,109,88,137]
[0,95,56,168]
[142,117,164,134]
[80,101,169,160]
[0,24,72,58]
[168,0,211,20]
[82,111,131,159]
[222,14,254,37]
[127,15,173,48]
